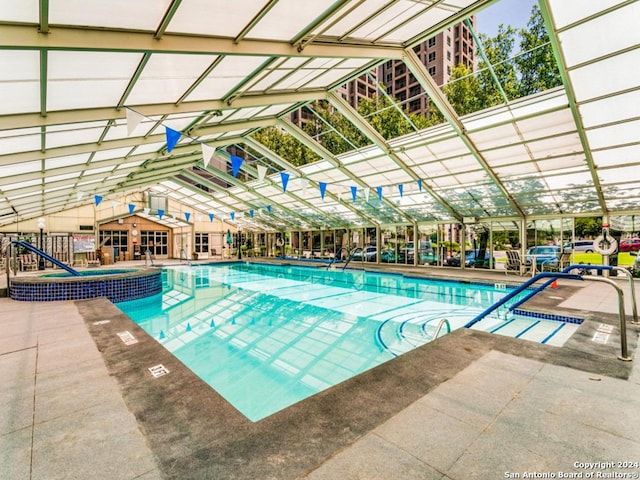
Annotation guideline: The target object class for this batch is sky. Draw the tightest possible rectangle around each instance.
[475,0,537,37]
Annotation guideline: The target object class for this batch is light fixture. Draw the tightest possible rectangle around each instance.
[37,217,46,270]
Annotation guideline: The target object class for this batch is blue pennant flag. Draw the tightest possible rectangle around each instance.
[351,186,357,202]
[94,195,103,207]
[184,212,191,222]
[128,203,135,214]
[376,186,383,201]
[231,154,243,178]
[266,205,272,213]
[165,127,181,153]
[230,212,235,221]
[280,172,290,192]
[417,179,423,192]
[398,184,404,197]
[158,209,164,219]
[249,210,254,218]
[319,182,327,200]
[209,213,214,222]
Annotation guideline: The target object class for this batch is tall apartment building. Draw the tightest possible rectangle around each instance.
[293,18,475,125]
[379,19,475,115]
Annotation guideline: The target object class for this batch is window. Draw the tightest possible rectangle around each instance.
[447,51,451,61]
[141,230,168,256]
[148,194,167,213]
[99,230,128,252]
[447,36,451,46]
[428,37,436,48]
[195,232,209,254]
[428,52,436,62]
[428,66,436,76]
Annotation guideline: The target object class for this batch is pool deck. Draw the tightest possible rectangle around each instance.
[1,260,639,479]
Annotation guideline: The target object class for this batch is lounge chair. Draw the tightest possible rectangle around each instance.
[20,253,37,271]
[542,252,571,272]
[85,251,101,267]
[505,250,531,275]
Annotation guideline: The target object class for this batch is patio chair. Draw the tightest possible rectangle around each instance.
[542,252,571,273]
[505,250,531,275]
[54,251,71,267]
[85,251,101,267]
[20,253,37,271]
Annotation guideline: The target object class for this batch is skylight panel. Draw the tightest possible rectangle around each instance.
[186,56,268,101]
[569,50,638,102]
[244,0,335,41]
[49,0,173,30]
[166,0,265,37]
[0,128,41,156]
[548,0,626,30]
[0,50,40,115]
[126,53,219,105]
[47,51,143,111]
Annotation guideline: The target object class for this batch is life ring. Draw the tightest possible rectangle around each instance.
[276,238,284,247]
[593,235,618,255]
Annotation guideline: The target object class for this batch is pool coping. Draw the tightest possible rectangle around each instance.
[77,289,637,479]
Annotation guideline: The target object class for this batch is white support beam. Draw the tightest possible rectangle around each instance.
[0,24,405,59]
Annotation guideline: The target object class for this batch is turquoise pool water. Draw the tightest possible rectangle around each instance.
[116,263,519,421]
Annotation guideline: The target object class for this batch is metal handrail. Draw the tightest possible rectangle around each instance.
[467,270,633,362]
[342,247,363,270]
[431,318,451,340]
[326,247,344,269]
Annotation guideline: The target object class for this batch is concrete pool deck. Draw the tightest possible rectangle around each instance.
[1,261,639,479]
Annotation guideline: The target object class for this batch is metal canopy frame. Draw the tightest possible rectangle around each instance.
[0,0,639,231]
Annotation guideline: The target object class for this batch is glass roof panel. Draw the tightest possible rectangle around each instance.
[185,56,268,101]
[45,153,91,170]
[569,50,638,102]
[245,0,336,41]
[587,119,640,150]
[0,0,38,22]
[592,145,640,168]
[126,54,219,105]
[47,51,143,111]
[346,2,424,41]
[166,0,265,37]
[46,125,106,149]
[49,0,173,30]
[0,128,41,156]
[549,0,626,29]
[579,90,640,128]
[0,51,40,115]
[382,8,452,43]
[558,3,638,68]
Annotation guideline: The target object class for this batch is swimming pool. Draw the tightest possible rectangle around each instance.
[116,262,579,421]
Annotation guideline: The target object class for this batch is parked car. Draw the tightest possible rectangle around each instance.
[619,238,640,252]
[350,246,377,262]
[525,245,561,268]
[563,240,594,253]
[445,249,494,268]
[402,241,435,264]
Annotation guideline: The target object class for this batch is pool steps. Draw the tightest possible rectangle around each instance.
[376,312,581,357]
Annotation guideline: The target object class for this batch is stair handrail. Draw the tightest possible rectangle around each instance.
[467,270,632,362]
[464,272,584,329]
[431,318,451,340]
[326,247,344,269]
[507,264,638,325]
[342,247,364,270]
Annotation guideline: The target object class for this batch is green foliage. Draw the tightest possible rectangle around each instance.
[575,217,602,238]
[250,126,320,167]
[515,5,562,96]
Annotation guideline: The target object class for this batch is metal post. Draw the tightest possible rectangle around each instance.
[37,217,45,270]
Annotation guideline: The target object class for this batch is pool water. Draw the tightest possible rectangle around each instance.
[116,263,574,421]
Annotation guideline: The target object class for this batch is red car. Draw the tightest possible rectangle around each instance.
[619,238,640,252]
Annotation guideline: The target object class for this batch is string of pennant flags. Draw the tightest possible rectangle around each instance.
[85,108,429,223]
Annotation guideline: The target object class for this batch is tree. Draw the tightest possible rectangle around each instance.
[476,25,520,107]
[442,63,482,115]
[250,126,320,167]
[516,5,562,97]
